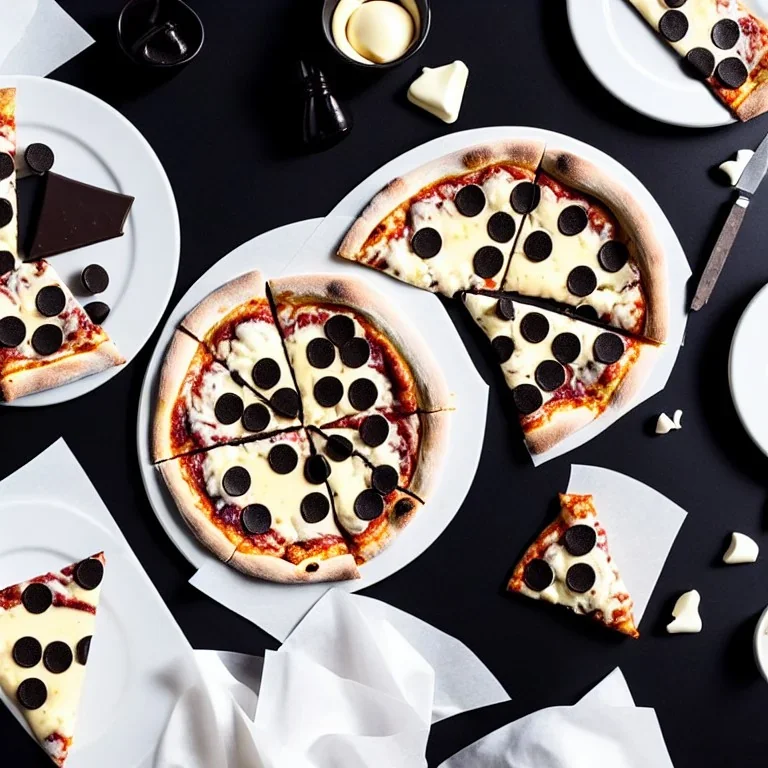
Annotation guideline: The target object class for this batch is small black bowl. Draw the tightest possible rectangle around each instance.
[321,0,431,70]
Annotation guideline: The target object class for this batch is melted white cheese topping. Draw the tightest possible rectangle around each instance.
[316,444,372,536]
[0,152,17,267]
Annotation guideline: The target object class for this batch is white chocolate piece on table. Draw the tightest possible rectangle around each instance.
[407,61,469,124]
[655,413,676,434]
[667,590,702,634]
[346,1,414,64]
[723,532,759,565]
[672,409,683,429]
[719,149,754,186]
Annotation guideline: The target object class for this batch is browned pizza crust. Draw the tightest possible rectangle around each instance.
[351,491,424,563]
[735,77,768,121]
[409,410,450,502]
[268,273,453,412]
[338,139,546,262]
[228,549,359,583]
[540,149,669,343]
[0,342,124,401]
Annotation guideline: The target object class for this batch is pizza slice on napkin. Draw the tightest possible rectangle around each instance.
[0,553,105,765]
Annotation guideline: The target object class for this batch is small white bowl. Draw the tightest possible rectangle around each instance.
[753,605,768,682]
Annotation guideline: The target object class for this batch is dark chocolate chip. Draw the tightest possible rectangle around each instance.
[454,184,486,217]
[411,228,442,259]
[511,182,540,214]
[371,465,399,495]
[523,559,554,591]
[305,562,320,572]
[75,558,104,590]
[598,241,629,273]
[512,383,543,415]
[35,286,66,318]
[566,562,596,593]
[665,0,686,7]
[81,264,109,295]
[325,315,355,347]
[354,489,384,521]
[593,333,624,364]
[0,316,26,347]
[314,376,343,407]
[0,250,14,276]
[13,637,42,668]
[684,47,715,79]
[712,18,740,49]
[305,454,331,484]
[22,584,52,614]
[348,378,378,411]
[394,498,415,517]
[360,414,389,447]
[552,332,581,364]
[659,9,688,42]
[301,493,330,523]
[716,57,748,89]
[84,301,110,325]
[575,304,599,321]
[241,504,271,535]
[567,266,597,297]
[214,393,244,425]
[43,641,73,674]
[0,199,13,228]
[535,360,566,392]
[492,336,515,362]
[17,678,47,710]
[76,636,92,665]
[252,358,281,390]
[473,246,504,279]
[306,337,335,369]
[0,152,13,181]
[520,312,549,343]
[523,231,553,262]
[268,443,298,475]
[340,337,370,368]
[558,205,588,236]
[487,211,516,243]
[326,434,354,461]
[563,524,597,556]
[496,297,515,320]
[242,403,271,433]
[31,324,63,356]
[270,388,299,418]
[24,143,55,175]
[222,466,251,497]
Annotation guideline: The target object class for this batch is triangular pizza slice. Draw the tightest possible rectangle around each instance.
[508,494,639,638]
[0,553,105,765]
[0,87,19,275]
[337,140,545,297]
[502,149,668,342]
[463,292,657,455]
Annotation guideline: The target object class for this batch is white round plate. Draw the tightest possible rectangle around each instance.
[566,0,768,127]
[2,75,180,407]
[729,282,768,455]
[0,499,186,768]
[137,218,488,589]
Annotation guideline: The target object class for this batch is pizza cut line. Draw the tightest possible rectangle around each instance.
[153,270,453,582]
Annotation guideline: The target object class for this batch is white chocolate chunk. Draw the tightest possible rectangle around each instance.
[407,60,469,124]
[723,532,759,565]
[666,590,702,634]
[719,149,754,186]
[672,409,683,429]
[655,413,675,434]
[346,1,414,64]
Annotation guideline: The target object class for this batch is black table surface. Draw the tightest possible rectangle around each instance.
[3,1,768,765]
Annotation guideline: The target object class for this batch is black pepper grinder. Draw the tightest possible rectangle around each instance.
[299,61,352,151]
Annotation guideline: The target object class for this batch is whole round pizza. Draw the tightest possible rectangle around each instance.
[152,270,453,583]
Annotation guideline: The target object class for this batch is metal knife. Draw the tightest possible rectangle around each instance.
[691,131,768,311]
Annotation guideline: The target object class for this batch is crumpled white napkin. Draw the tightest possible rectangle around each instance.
[0,0,38,65]
[438,668,675,768]
[156,590,510,768]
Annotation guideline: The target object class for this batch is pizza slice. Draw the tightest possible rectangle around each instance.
[0,88,19,276]
[152,330,298,462]
[308,412,448,562]
[180,270,301,424]
[0,260,124,401]
[159,429,359,582]
[337,140,546,297]
[0,553,105,765]
[463,293,657,455]
[269,274,451,428]
[508,494,639,638]
[628,0,768,121]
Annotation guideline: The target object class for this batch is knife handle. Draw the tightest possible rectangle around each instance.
[691,195,750,311]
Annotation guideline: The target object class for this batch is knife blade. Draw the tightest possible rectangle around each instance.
[691,131,768,311]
